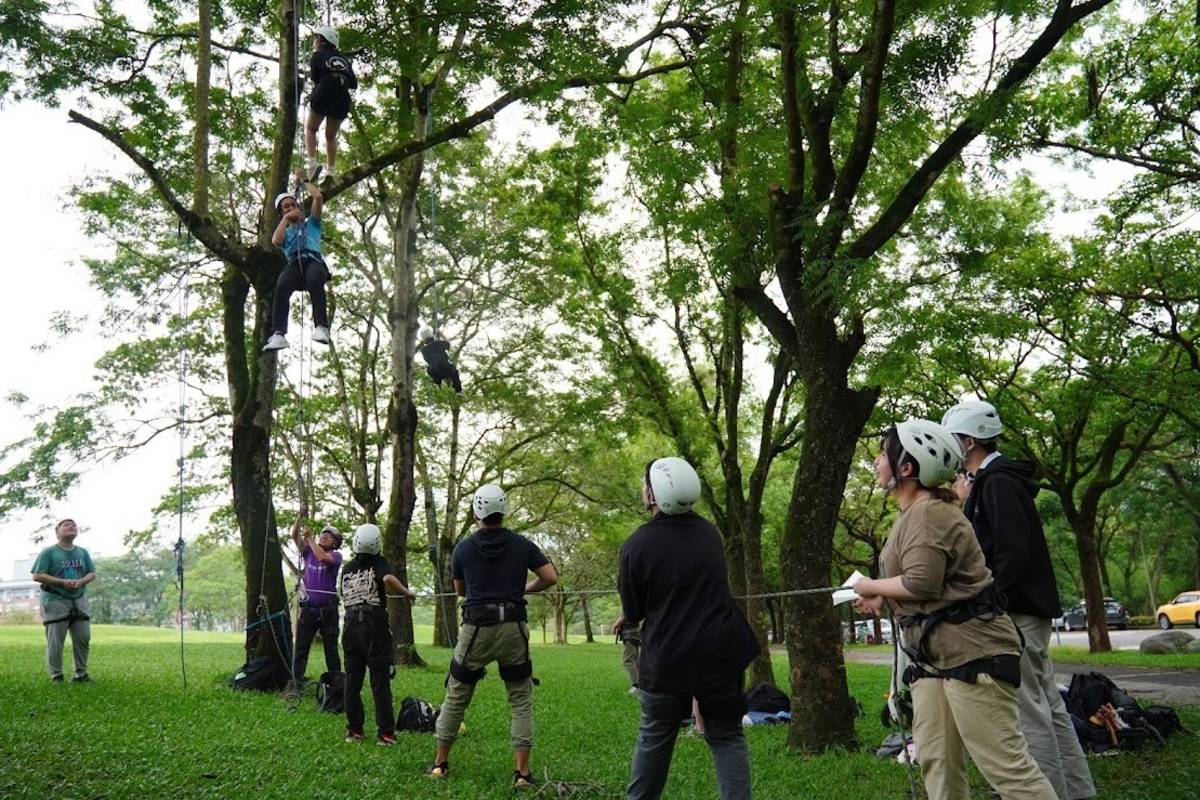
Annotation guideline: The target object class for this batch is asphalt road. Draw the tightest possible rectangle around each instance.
[843,628,1200,706]
[1046,626,1199,651]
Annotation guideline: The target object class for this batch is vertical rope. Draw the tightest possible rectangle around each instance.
[175,280,188,689]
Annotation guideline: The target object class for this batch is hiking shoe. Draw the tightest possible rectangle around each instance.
[345,728,364,742]
[426,762,449,779]
[71,674,93,683]
[513,770,536,789]
[51,675,64,683]
[312,326,331,345]
[377,733,397,746]
[263,333,289,351]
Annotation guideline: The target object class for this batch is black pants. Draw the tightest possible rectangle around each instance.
[426,362,462,393]
[271,253,330,335]
[292,603,341,680]
[343,607,394,735]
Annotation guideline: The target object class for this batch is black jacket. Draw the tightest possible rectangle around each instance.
[618,511,759,695]
[963,455,1062,619]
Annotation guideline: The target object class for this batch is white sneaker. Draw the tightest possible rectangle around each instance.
[305,157,321,182]
[312,326,331,345]
[263,333,289,351]
[322,165,336,183]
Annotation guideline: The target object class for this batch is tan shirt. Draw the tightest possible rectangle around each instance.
[881,494,1020,670]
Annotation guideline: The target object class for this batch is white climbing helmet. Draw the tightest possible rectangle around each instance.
[418,326,434,341]
[941,400,1003,441]
[312,24,339,48]
[647,457,701,515]
[352,523,382,555]
[472,484,509,520]
[274,192,295,211]
[894,420,963,488]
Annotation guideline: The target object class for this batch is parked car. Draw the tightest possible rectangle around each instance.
[1155,591,1200,630]
[1059,597,1129,631]
[848,619,893,644]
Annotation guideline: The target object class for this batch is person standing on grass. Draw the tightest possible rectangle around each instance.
[853,420,1055,800]
[31,519,96,683]
[288,501,343,695]
[340,523,415,745]
[941,400,1095,800]
[617,457,759,800]
[428,484,559,789]
[613,617,641,692]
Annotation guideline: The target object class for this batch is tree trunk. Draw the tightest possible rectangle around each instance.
[780,378,875,752]
[581,596,594,643]
[226,262,290,662]
[742,510,775,686]
[1070,513,1112,652]
[384,155,425,666]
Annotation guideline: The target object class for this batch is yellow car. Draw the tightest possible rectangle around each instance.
[1155,591,1200,629]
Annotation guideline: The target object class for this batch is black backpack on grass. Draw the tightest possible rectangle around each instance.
[316,671,346,713]
[746,683,791,714]
[396,696,438,732]
[229,656,288,692]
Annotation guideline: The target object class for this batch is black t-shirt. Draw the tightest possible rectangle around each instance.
[452,527,549,607]
[618,511,760,695]
[309,48,357,92]
[339,553,393,608]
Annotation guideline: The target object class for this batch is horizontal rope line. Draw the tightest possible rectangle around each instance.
[295,584,844,602]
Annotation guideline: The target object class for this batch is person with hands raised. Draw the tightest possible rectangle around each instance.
[264,170,332,352]
[288,501,344,695]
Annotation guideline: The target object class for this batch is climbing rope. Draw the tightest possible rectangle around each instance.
[174,279,188,689]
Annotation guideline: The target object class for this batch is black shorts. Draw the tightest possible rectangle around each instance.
[309,84,352,120]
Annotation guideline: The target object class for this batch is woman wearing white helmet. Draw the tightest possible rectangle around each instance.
[339,522,415,746]
[304,25,357,182]
[618,457,758,800]
[853,421,1054,800]
[264,172,332,352]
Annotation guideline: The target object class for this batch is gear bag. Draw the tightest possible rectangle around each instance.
[316,671,346,713]
[746,682,790,714]
[229,656,288,692]
[396,696,438,732]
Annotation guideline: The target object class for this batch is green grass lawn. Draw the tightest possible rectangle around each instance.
[1,625,1197,799]
[1047,647,1200,671]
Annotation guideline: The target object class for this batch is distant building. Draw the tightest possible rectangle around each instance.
[1,555,43,621]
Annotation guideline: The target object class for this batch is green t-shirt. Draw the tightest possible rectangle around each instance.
[32,544,95,599]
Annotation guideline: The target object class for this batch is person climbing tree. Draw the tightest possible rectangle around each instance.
[264,172,332,352]
[304,24,356,182]
[417,327,463,393]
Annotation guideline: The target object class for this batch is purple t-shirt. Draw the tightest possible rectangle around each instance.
[301,545,342,605]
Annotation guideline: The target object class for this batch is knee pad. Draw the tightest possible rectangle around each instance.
[448,658,486,685]
[498,660,533,682]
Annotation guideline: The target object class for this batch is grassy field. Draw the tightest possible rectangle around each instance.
[1,625,1196,800]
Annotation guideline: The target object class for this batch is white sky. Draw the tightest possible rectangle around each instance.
[0,60,1135,573]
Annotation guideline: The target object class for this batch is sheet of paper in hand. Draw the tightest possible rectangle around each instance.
[831,570,864,606]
